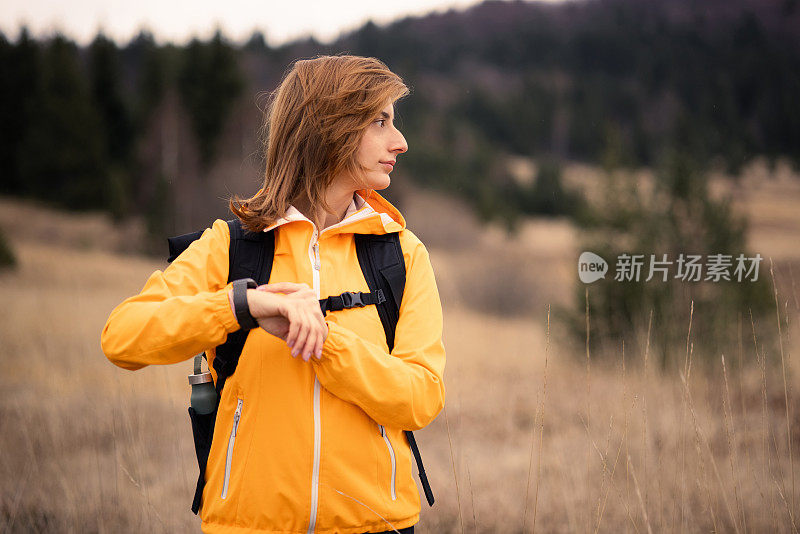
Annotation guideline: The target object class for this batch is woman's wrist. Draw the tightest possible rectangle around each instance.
[228,287,260,317]
[246,288,261,316]
[245,288,280,319]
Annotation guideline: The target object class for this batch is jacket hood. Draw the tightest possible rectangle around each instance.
[263,188,406,237]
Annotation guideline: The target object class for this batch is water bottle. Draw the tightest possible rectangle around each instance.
[188,354,218,414]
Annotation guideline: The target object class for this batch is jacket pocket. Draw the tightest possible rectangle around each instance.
[378,424,397,501]
[221,398,243,499]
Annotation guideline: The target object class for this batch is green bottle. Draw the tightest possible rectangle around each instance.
[188,353,218,415]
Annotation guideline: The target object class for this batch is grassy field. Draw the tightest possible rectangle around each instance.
[1,167,799,533]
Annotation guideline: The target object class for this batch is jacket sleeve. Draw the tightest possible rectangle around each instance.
[311,231,446,430]
[100,219,241,370]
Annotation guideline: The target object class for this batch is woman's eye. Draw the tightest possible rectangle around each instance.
[376,119,386,127]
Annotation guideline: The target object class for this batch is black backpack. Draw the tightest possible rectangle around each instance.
[167,218,435,514]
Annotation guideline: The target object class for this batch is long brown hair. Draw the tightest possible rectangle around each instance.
[229,54,410,232]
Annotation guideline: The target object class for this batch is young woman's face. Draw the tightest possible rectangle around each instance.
[353,101,408,191]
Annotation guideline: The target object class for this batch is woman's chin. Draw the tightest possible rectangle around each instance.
[368,174,391,191]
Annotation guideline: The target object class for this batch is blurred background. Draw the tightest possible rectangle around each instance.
[2,0,800,531]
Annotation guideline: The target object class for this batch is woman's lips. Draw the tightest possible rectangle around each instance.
[380,161,395,171]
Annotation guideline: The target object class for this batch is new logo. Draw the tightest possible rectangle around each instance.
[578,251,608,284]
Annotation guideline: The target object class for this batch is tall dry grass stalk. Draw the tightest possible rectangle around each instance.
[522,396,540,530]
[680,369,722,532]
[752,296,800,533]
[580,414,639,532]
[465,461,476,533]
[770,259,796,526]
[444,406,464,534]
[785,300,797,526]
[751,308,780,530]
[584,287,592,534]
[531,304,550,533]
[676,301,694,531]
[627,453,653,534]
[642,309,653,516]
[721,354,747,532]
[622,340,630,508]
[737,311,762,529]
[522,304,550,533]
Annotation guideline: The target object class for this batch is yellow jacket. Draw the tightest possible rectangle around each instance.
[100,190,446,534]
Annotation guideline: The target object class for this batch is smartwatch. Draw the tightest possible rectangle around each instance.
[232,278,258,330]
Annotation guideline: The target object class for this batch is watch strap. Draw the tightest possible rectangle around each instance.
[232,278,258,330]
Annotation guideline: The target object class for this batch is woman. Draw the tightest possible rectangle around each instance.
[101,55,446,534]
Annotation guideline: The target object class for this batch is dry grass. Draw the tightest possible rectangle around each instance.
[1,189,800,533]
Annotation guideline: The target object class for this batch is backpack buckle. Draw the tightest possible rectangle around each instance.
[341,292,366,308]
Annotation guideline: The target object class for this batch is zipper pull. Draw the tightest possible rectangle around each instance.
[232,399,243,436]
[313,243,321,270]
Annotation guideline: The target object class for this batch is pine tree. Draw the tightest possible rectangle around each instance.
[0,28,41,196]
[18,34,106,209]
[178,32,244,169]
[89,33,135,219]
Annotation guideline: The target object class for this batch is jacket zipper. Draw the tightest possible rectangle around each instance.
[221,398,243,499]
[307,232,322,534]
[379,424,397,500]
[305,215,383,532]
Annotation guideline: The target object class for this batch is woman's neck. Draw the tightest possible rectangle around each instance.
[293,186,356,232]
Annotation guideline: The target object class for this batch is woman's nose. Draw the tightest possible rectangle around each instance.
[391,129,408,154]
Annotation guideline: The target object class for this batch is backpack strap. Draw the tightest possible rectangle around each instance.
[319,290,386,315]
[354,233,435,507]
[353,234,405,350]
[169,219,275,514]
[167,230,204,263]
[213,220,274,396]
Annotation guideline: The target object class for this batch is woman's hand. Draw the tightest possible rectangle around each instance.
[248,282,328,361]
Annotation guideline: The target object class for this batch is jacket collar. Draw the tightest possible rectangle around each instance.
[262,189,405,236]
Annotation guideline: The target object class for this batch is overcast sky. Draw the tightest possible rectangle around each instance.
[0,0,561,47]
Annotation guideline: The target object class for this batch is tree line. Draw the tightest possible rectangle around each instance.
[1,0,798,230]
